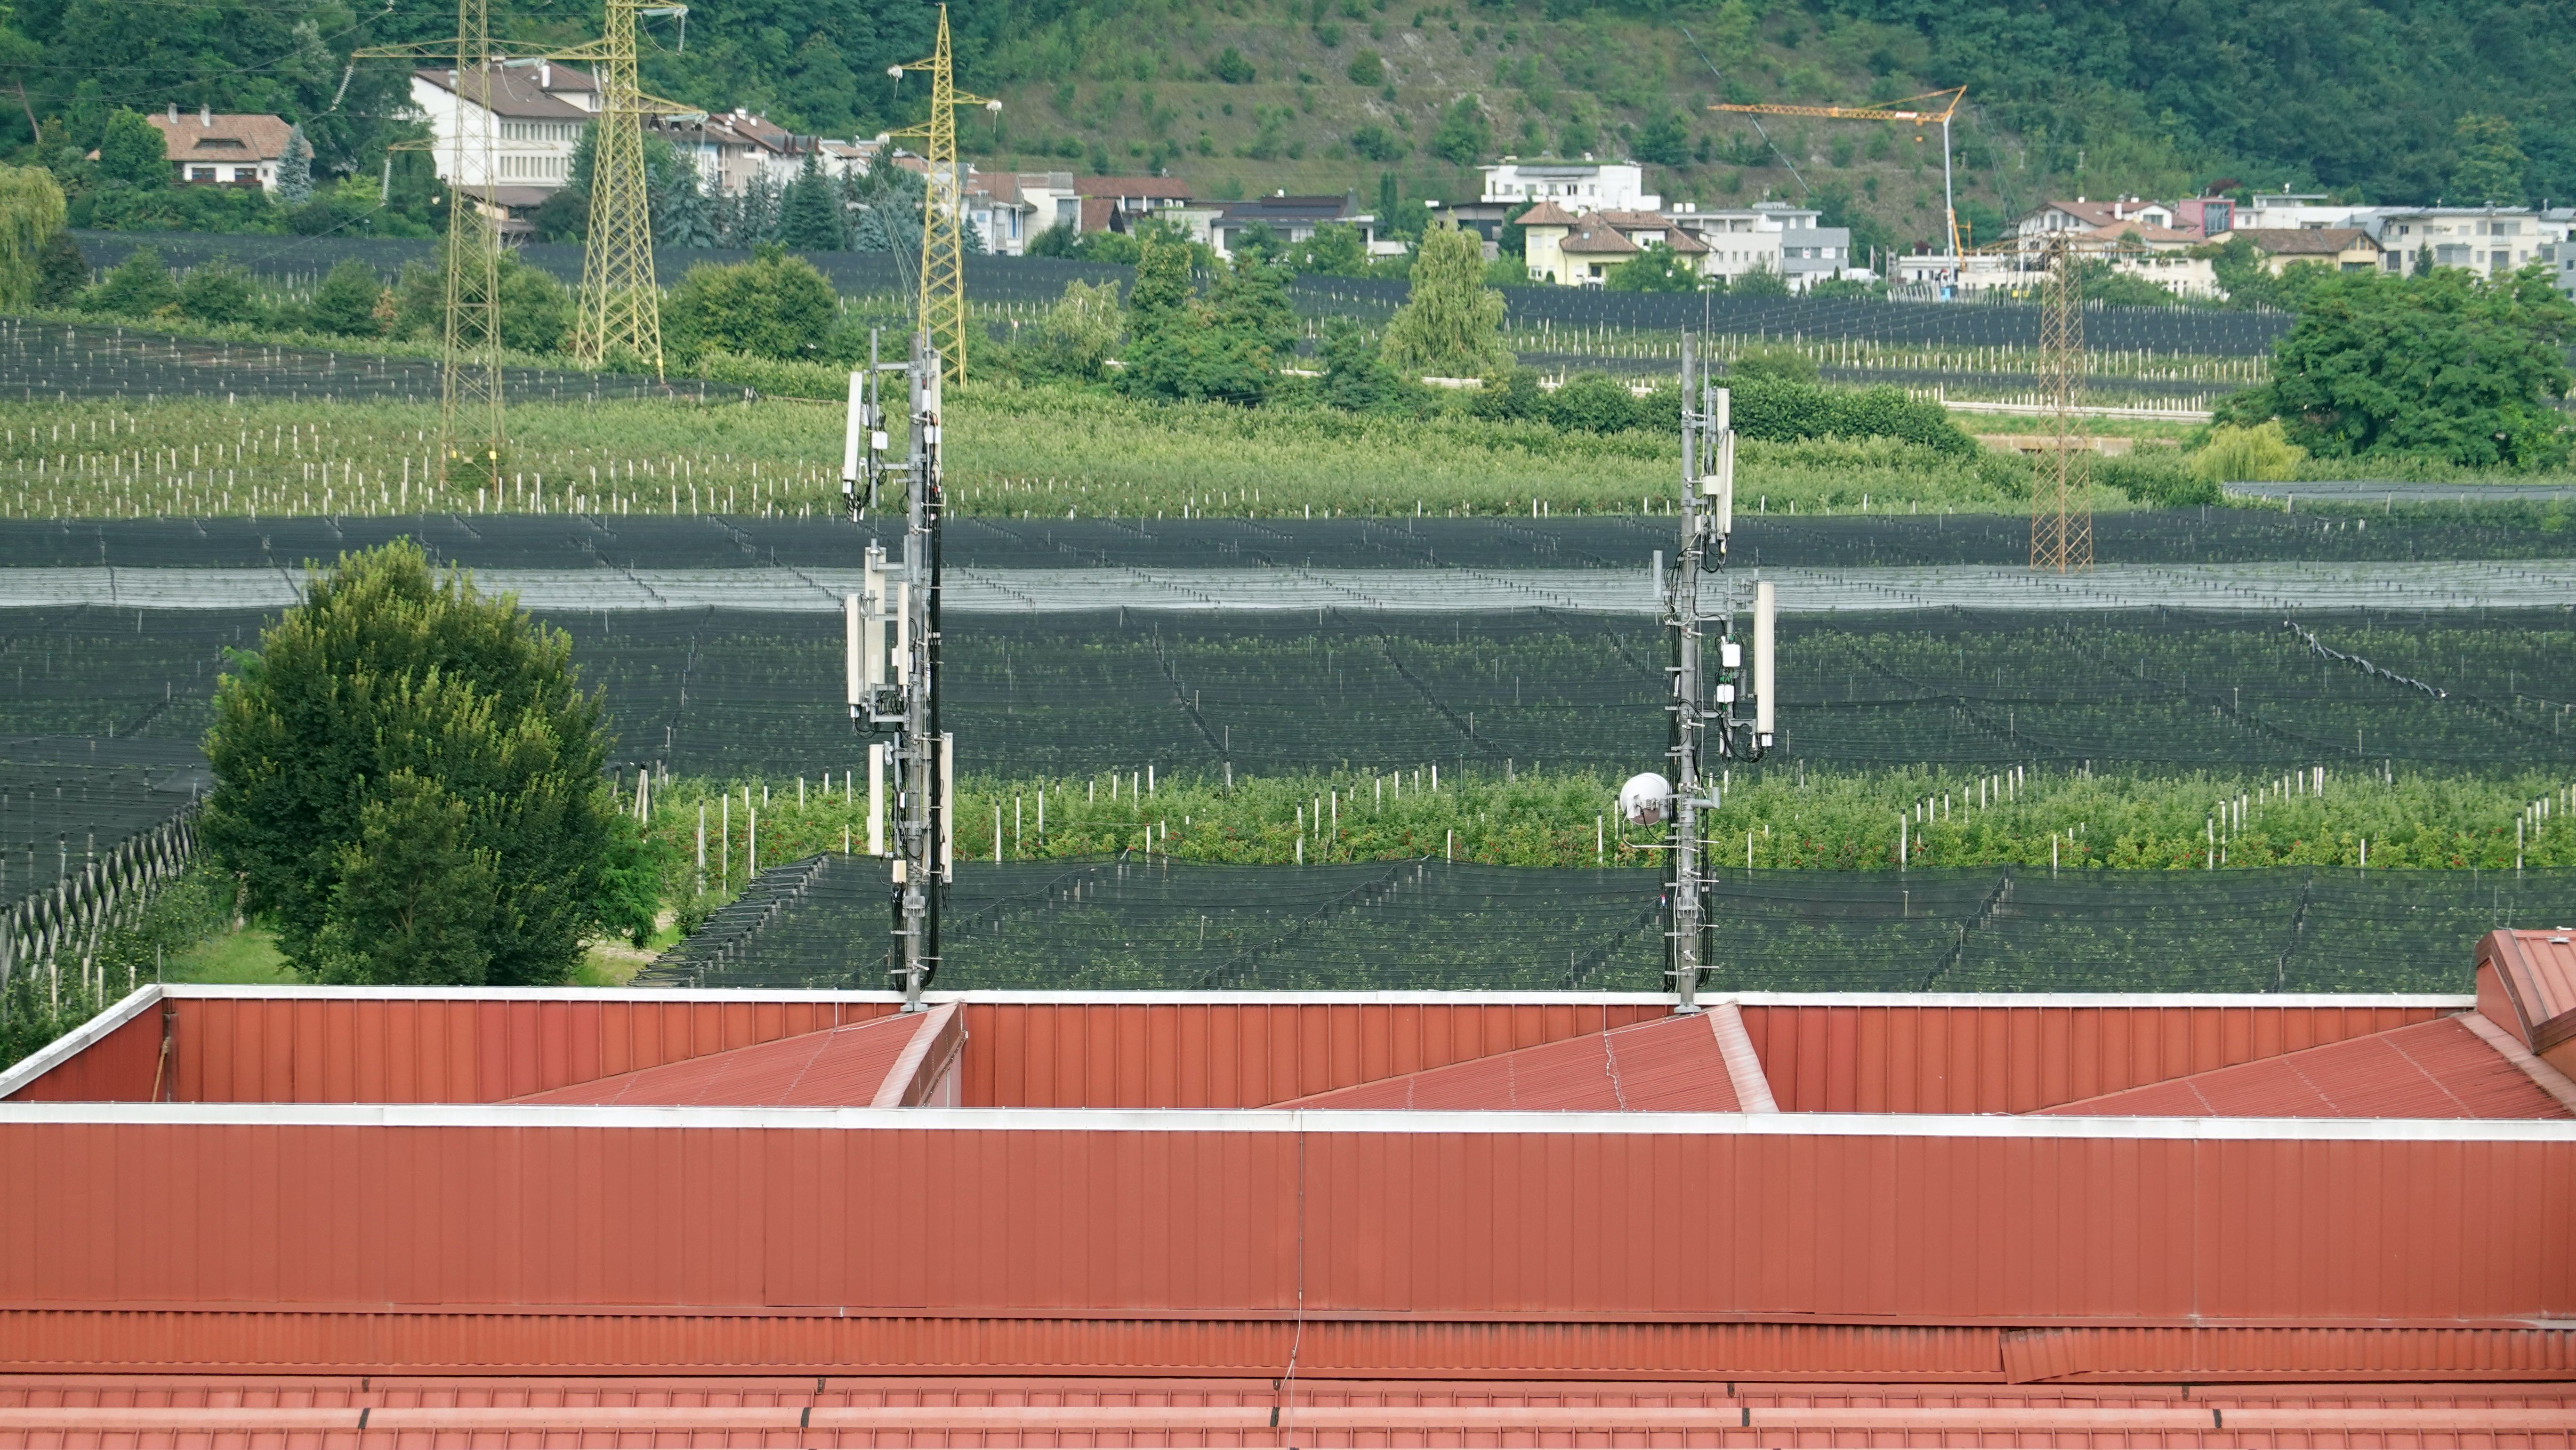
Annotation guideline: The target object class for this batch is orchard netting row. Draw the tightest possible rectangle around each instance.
[3,510,2566,574]
[10,606,2571,779]
[0,736,206,902]
[641,853,2574,993]
[0,321,690,406]
[66,232,2290,356]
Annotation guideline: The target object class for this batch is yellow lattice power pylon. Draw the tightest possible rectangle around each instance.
[555,0,696,374]
[889,5,998,382]
[356,0,510,488]
[2031,234,2093,573]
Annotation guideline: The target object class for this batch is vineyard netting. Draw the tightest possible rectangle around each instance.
[0,736,206,888]
[1,321,690,406]
[8,607,2570,778]
[641,854,2574,993]
[68,233,2290,354]
[1,510,2562,572]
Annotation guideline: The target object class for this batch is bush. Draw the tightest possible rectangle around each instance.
[1346,50,1386,85]
[306,258,385,336]
[77,245,179,317]
[1729,345,1819,385]
[2100,447,2219,507]
[2188,419,2305,485]
[499,260,574,354]
[663,244,839,363]
[1349,123,1407,162]
[1211,46,1256,82]
[32,229,89,306]
[96,110,167,189]
[1430,96,1491,165]
[177,259,262,325]
[1728,378,1976,454]
[1020,277,1124,381]
[201,541,653,985]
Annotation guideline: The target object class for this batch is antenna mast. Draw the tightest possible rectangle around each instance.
[1665,335,1774,1013]
[846,332,951,1011]
[888,5,997,383]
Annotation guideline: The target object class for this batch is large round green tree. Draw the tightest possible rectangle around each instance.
[202,542,655,985]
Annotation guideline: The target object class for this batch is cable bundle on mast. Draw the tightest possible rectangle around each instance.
[1626,335,1775,1013]
[844,331,952,1011]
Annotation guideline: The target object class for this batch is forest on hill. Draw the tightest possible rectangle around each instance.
[2,0,2568,254]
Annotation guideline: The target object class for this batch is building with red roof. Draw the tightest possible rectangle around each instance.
[1,931,2571,1443]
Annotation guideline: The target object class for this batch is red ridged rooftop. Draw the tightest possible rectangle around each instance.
[1,928,2570,1445]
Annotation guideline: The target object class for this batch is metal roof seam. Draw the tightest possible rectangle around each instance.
[5,1101,2573,1139]
[2460,1013,2576,1116]
[149,984,2485,1009]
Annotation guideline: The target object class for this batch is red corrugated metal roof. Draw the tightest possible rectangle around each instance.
[2483,927,2576,1054]
[2035,1016,2572,1119]
[1277,1012,1741,1111]
[0,1375,2570,1445]
[508,1009,932,1106]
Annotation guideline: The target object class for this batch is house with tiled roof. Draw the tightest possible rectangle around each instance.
[144,106,293,191]
[2229,226,2386,275]
[411,61,599,225]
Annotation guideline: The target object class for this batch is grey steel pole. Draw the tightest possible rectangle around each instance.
[1668,335,1706,1012]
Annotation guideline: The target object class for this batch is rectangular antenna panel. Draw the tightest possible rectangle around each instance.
[860,564,885,690]
[1753,580,1777,740]
[840,371,865,485]
[843,595,862,708]
[1709,434,1735,533]
[938,733,955,882]
[867,743,886,856]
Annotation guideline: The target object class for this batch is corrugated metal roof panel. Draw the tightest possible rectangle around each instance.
[1276,1014,1740,1111]
[0,1375,2570,1443]
[2035,1017,2573,1119]
[2481,927,2576,1054]
[1739,1001,2448,1113]
[507,1012,928,1106]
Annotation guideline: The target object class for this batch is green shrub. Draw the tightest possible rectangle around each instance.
[2188,419,2305,484]
[201,541,655,985]
[306,258,385,337]
[177,259,262,325]
[663,244,839,363]
[77,246,179,317]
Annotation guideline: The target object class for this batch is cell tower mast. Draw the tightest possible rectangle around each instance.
[845,333,951,1012]
[2031,235,2093,572]
[888,6,998,383]
[1662,336,1774,1013]
[557,0,695,374]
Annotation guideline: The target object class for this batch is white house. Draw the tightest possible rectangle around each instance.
[2362,207,2543,277]
[1479,160,1658,214]
[411,61,597,197]
[2010,196,2176,243]
[145,106,293,191]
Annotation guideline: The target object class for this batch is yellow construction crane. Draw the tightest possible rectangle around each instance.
[887,5,999,382]
[1712,87,1967,280]
[549,0,700,375]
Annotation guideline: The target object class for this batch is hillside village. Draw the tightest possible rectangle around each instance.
[147,62,2576,310]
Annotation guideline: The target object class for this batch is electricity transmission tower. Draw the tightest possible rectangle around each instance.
[845,334,951,1011]
[555,0,694,374]
[888,6,998,382]
[1658,336,1775,1012]
[2032,236,2093,572]
[357,0,514,489]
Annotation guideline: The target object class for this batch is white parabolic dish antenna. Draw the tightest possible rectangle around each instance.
[1618,772,1672,827]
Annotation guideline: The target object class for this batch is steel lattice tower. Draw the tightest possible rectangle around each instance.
[889,7,994,383]
[2032,237,2093,573]
[571,0,663,374]
[434,0,507,490]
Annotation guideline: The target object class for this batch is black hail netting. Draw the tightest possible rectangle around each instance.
[8,608,2572,778]
[643,854,2576,993]
[0,511,2562,571]
[69,234,2290,355]
[0,321,685,406]
[0,736,206,892]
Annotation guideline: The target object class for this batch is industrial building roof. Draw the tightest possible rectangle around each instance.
[1,933,2571,1434]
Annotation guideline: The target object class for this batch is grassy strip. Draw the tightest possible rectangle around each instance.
[642,766,2576,899]
[2,387,2041,520]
